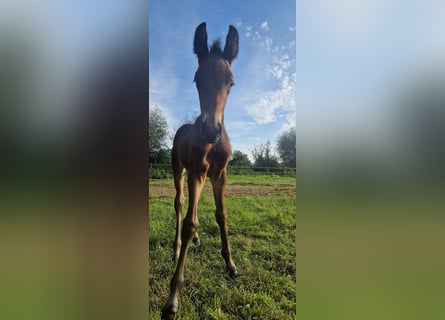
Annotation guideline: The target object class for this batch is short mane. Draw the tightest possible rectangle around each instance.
[210,39,222,55]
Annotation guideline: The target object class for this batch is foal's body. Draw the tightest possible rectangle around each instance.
[161,23,239,319]
[171,115,235,269]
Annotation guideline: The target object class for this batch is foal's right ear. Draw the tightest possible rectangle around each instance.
[194,22,209,63]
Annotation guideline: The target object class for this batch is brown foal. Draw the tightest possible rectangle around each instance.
[161,22,239,319]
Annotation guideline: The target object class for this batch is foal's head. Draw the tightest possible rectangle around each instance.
[193,22,239,143]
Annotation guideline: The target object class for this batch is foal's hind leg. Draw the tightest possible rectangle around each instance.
[210,169,238,278]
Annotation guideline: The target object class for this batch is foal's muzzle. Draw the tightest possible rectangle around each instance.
[200,121,222,143]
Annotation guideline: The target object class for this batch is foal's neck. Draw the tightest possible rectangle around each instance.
[195,114,225,126]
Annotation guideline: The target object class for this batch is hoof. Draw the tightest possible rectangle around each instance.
[161,296,178,320]
[160,310,175,320]
[227,266,239,278]
[161,306,177,320]
[192,236,200,246]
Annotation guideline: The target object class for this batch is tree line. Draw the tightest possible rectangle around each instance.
[149,107,296,169]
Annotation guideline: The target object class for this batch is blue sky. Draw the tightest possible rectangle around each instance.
[147,0,445,162]
[149,0,296,159]
[149,0,445,163]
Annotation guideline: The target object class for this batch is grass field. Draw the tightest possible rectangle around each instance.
[149,175,445,320]
[149,175,296,319]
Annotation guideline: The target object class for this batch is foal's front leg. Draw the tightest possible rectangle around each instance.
[162,169,206,320]
[211,169,238,278]
[172,169,200,262]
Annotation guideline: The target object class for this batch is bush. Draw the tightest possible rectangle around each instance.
[149,165,172,179]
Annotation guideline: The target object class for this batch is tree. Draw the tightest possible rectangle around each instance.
[170,112,200,141]
[251,140,279,168]
[149,107,170,163]
[276,127,296,167]
[229,150,252,167]
[180,111,199,126]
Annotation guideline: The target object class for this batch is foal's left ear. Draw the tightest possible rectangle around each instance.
[223,25,239,65]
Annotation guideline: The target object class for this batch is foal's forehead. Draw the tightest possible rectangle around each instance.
[195,55,232,80]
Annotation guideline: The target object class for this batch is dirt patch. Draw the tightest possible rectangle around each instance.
[226,183,295,197]
[149,180,295,198]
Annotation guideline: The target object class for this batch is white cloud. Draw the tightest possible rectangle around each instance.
[245,25,253,38]
[260,20,269,31]
[235,22,296,127]
[265,51,292,80]
[265,65,284,79]
[261,36,274,51]
[246,73,296,124]
[280,104,297,133]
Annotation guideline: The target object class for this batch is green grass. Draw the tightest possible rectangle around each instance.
[150,176,445,319]
[149,175,296,319]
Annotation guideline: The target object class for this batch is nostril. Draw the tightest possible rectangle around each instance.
[200,121,222,143]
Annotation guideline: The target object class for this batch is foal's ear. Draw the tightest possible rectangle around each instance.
[223,25,239,64]
[194,22,209,63]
